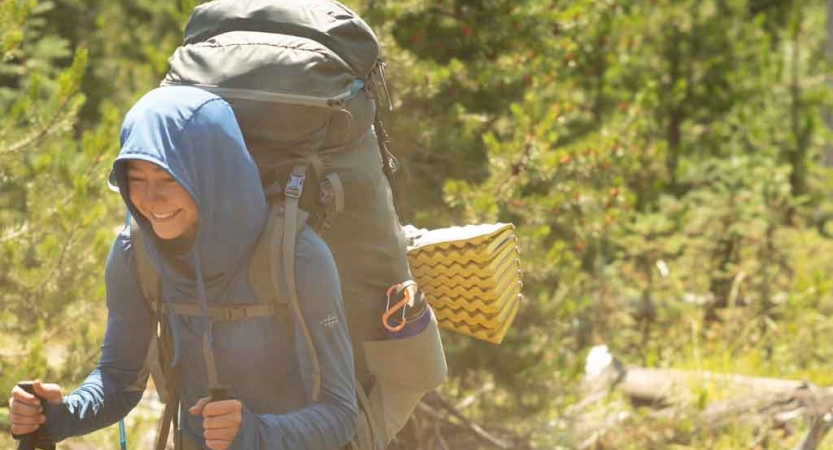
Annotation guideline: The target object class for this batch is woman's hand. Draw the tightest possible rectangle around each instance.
[189,397,243,450]
[8,381,63,436]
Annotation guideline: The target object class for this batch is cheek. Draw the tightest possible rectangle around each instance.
[176,192,198,222]
[127,189,142,209]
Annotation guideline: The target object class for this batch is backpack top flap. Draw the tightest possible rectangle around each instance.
[183,0,380,78]
[165,31,358,102]
[163,30,357,152]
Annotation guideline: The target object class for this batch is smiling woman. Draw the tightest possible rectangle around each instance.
[8,86,359,450]
[126,160,198,241]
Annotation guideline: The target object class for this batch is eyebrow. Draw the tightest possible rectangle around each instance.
[126,164,167,175]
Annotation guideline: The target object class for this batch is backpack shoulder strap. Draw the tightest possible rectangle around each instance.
[267,165,322,402]
[248,203,300,337]
[130,219,161,312]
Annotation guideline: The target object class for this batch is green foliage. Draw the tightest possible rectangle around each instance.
[0,0,189,444]
[366,0,833,447]
[0,0,119,404]
[1,0,832,447]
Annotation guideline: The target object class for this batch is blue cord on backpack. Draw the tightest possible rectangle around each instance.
[119,419,127,450]
[118,205,130,450]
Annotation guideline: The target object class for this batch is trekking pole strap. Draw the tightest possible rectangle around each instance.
[278,165,322,401]
[154,390,180,450]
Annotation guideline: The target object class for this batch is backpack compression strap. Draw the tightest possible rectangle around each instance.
[370,61,402,222]
[277,165,323,401]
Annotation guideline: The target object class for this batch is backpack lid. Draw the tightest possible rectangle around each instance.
[165,31,359,103]
[183,0,380,78]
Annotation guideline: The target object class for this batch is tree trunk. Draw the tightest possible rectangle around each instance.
[825,0,833,168]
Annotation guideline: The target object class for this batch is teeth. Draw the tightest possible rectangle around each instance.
[152,211,176,219]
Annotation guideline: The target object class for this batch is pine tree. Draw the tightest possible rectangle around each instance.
[0,0,121,390]
[364,0,833,447]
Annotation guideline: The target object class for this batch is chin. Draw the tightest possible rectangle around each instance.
[152,227,182,240]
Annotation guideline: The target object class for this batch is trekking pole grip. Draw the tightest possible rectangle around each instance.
[209,387,230,402]
[13,382,42,450]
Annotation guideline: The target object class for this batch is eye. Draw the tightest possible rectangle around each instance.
[127,176,145,184]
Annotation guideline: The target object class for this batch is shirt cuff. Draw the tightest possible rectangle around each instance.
[231,403,260,450]
[39,399,71,442]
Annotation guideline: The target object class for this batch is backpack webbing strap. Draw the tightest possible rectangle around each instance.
[318,173,345,233]
[159,302,279,322]
[307,154,325,180]
[321,173,344,213]
[279,165,322,401]
[370,62,402,222]
[373,109,400,221]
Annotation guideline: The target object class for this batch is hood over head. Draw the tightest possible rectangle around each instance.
[112,85,266,281]
[111,86,266,365]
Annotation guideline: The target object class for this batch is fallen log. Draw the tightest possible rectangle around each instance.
[579,346,833,450]
[621,366,810,406]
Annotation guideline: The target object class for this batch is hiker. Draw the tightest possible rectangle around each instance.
[160,2,448,446]
[8,86,357,450]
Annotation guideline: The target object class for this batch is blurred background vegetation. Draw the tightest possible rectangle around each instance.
[2,0,833,448]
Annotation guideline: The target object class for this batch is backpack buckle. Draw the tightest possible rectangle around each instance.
[285,172,306,199]
[224,306,249,322]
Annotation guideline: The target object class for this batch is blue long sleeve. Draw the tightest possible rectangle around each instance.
[44,227,357,449]
[43,234,152,441]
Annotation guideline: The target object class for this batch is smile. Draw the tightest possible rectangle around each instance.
[151,210,181,220]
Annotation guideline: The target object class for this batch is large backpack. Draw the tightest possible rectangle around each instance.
[138,1,447,449]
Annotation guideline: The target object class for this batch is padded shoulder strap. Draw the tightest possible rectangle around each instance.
[130,220,161,312]
[249,205,287,307]
[273,166,322,402]
[249,203,307,336]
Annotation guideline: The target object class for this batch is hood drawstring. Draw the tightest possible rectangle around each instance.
[193,247,214,346]
[192,246,229,400]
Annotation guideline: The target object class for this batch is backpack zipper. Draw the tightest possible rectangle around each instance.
[159,78,364,110]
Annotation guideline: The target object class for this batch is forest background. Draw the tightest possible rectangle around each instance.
[2,0,833,448]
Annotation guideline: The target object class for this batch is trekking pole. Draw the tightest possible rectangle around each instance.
[118,419,127,450]
[13,382,56,450]
[202,334,230,403]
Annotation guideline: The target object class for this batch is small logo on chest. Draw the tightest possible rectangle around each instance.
[321,314,339,328]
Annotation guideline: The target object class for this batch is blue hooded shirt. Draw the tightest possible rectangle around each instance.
[43,86,357,449]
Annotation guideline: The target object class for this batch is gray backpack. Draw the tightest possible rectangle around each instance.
[140,1,448,449]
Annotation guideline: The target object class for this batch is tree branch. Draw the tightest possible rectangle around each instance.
[1,95,72,155]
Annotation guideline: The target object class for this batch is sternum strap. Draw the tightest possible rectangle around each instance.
[158,303,281,323]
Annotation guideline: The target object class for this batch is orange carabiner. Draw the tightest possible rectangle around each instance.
[382,281,418,333]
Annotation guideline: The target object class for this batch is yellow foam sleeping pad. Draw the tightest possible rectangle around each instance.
[404,223,523,344]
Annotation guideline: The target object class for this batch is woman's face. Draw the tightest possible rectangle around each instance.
[126,160,198,241]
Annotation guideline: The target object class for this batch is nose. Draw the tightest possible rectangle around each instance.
[139,181,164,204]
